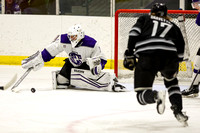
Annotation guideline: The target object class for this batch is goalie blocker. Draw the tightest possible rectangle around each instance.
[52,68,129,92]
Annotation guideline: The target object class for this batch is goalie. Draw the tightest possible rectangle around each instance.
[21,24,128,92]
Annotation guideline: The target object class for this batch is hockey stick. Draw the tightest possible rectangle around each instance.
[11,67,33,92]
[0,73,17,90]
[189,69,200,89]
[178,10,193,77]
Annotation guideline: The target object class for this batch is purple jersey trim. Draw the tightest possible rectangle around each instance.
[60,34,70,43]
[81,35,97,48]
[196,13,200,26]
[41,49,55,62]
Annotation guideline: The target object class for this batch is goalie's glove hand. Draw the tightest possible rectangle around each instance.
[123,49,137,71]
[22,51,44,71]
[86,57,102,75]
[91,64,102,75]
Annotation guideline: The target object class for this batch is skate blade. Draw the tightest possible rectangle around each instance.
[181,121,188,127]
[182,93,199,98]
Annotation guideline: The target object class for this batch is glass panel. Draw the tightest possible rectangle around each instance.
[0,0,195,16]
[115,0,179,12]
[59,0,110,16]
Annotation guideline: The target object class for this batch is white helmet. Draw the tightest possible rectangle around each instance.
[67,24,85,48]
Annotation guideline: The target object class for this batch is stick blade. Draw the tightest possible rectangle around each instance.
[1,73,18,90]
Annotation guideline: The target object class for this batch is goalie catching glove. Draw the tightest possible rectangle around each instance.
[22,51,44,71]
[123,49,137,70]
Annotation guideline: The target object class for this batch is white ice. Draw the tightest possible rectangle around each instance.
[0,65,200,133]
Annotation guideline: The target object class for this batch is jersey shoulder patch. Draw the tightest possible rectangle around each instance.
[60,34,70,43]
[81,35,97,48]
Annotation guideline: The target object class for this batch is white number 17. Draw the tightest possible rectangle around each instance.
[151,20,172,37]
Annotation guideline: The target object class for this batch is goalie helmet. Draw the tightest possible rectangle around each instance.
[67,24,85,48]
[151,3,167,17]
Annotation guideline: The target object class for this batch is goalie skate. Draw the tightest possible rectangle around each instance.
[181,85,199,98]
[112,83,128,92]
[156,90,166,114]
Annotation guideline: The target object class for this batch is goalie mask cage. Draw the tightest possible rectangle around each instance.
[115,9,200,82]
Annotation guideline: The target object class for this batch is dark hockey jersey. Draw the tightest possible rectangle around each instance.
[127,14,185,60]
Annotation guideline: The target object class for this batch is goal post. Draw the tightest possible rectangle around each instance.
[114,9,200,82]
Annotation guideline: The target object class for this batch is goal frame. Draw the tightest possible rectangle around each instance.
[114,9,199,78]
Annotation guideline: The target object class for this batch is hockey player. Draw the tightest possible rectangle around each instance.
[21,24,128,92]
[181,0,200,97]
[123,3,188,126]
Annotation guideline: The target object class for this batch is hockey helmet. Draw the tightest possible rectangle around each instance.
[192,0,200,2]
[151,3,167,17]
[67,24,85,48]
[191,0,200,9]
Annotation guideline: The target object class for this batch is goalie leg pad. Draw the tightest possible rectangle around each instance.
[52,70,69,89]
[71,68,115,91]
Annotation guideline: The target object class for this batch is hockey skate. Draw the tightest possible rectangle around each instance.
[112,78,129,92]
[156,90,166,114]
[112,83,128,92]
[181,85,199,98]
[171,105,189,127]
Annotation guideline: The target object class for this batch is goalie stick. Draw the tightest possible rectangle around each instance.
[11,67,33,93]
[178,10,193,77]
[0,73,17,90]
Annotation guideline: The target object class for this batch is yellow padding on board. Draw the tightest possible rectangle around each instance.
[0,55,113,69]
[118,59,194,71]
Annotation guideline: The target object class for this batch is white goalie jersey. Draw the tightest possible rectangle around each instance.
[43,34,107,68]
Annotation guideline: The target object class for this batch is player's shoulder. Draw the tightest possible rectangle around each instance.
[139,14,151,20]
[136,14,151,23]
[81,35,97,48]
[60,33,70,43]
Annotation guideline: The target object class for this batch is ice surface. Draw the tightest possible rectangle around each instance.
[0,65,199,133]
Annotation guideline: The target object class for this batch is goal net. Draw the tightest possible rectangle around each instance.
[115,9,200,83]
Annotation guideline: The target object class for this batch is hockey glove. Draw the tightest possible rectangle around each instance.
[91,64,102,75]
[22,51,44,71]
[86,57,102,75]
[123,49,137,71]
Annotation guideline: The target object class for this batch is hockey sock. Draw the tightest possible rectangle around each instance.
[164,77,182,110]
[168,87,183,111]
[136,90,156,105]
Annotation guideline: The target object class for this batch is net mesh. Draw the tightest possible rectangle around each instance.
[115,10,200,82]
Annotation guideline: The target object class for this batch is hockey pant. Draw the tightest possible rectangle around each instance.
[134,53,182,110]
